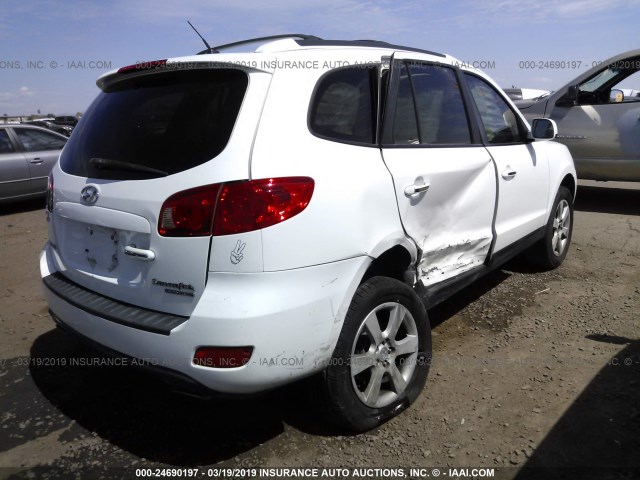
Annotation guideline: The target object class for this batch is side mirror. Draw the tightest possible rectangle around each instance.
[610,89,624,103]
[531,118,557,140]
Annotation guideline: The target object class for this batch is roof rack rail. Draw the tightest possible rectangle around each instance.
[197,34,322,55]
[294,38,445,58]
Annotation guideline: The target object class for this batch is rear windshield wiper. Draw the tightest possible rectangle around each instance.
[89,158,168,177]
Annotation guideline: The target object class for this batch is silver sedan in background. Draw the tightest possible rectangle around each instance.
[0,125,67,203]
[517,48,640,181]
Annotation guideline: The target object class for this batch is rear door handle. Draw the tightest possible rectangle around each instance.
[404,183,430,196]
[501,168,517,180]
[29,158,43,164]
[124,245,156,261]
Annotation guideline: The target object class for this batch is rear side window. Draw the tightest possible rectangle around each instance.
[61,69,248,180]
[309,67,377,144]
[385,62,471,145]
[409,64,471,144]
[391,64,419,144]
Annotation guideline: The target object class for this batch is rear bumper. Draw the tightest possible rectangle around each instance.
[43,272,187,335]
[49,310,216,398]
[40,242,369,394]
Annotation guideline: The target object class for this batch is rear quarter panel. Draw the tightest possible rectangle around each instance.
[249,52,413,273]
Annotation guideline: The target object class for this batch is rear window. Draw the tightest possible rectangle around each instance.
[308,66,377,145]
[61,69,248,180]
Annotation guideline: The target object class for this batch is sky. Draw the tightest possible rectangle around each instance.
[1,0,639,116]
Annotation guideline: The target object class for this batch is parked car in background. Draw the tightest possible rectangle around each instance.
[517,48,640,181]
[0,125,67,203]
[504,88,550,102]
[40,34,576,432]
[22,120,73,137]
[53,115,79,127]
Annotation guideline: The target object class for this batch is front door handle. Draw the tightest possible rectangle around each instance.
[501,168,517,180]
[404,183,430,196]
[29,158,43,164]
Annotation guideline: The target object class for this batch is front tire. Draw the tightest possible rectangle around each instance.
[529,186,573,269]
[319,276,431,432]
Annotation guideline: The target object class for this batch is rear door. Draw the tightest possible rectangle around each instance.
[380,55,497,286]
[0,128,31,200]
[13,127,67,194]
[50,66,268,316]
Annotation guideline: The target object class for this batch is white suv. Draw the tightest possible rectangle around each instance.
[40,35,576,432]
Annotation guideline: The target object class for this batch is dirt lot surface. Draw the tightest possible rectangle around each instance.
[1,181,639,480]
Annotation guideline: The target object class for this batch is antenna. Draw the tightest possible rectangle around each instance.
[187,21,216,53]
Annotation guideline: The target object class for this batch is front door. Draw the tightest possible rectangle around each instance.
[462,73,549,253]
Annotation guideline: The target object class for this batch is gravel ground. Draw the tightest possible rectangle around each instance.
[1,180,639,480]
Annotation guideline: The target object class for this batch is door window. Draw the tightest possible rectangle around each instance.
[0,130,15,153]
[389,63,471,145]
[610,68,640,103]
[391,64,419,144]
[14,128,66,152]
[465,74,527,145]
[578,58,640,104]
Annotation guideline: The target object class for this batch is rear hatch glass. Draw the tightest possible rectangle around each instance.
[60,69,248,180]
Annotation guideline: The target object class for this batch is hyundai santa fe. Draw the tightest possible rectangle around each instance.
[40,34,576,431]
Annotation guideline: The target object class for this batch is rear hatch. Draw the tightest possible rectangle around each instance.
[49,62,270,317]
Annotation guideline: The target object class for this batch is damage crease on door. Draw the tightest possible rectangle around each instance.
[405,155,496,288]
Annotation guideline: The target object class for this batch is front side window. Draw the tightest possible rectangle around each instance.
[576,58,640,104]
[614,69,640,102]
[465,74,526,145]
[309,66,377,144]
[60,69,248,180]
[15,128,66,152]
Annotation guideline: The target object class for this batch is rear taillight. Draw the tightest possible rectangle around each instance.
[46,173,54,212]
[158,177,314,237]
[214,177,315,235]
[193,346,253,369]
[158,184,222,237]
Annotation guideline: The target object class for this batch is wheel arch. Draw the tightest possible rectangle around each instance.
[560,173,577,201]
[361,243,415,286]
[545,141,577,211]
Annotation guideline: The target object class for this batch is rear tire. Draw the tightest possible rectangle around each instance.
[318,276,431,432]
[528,186,573,269]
